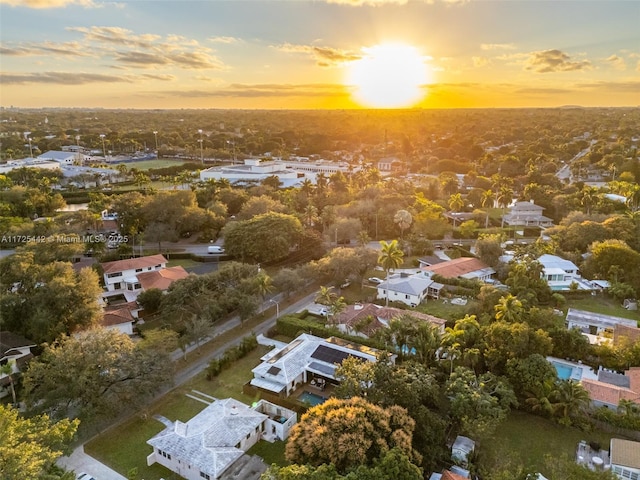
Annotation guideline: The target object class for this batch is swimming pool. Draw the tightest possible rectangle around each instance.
[299,391,326,407]
[551,360,582,381]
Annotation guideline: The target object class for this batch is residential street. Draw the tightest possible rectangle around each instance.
[57,290,318,480]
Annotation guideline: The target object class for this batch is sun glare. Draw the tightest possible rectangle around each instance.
[346,43,431,108]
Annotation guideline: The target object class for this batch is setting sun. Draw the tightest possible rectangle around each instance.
[346,43,431,108]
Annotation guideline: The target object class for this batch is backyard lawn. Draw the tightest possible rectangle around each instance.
[480,410,615,472]
[84,345,271,480]
[247,440,288,468]
[567,295,640,323]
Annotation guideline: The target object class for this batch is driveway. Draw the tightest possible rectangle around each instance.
[58,445,127,480]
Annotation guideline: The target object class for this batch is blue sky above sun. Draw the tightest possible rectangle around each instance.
[0,0,638,109]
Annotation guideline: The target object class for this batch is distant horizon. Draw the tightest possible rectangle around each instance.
[1,1,638,110]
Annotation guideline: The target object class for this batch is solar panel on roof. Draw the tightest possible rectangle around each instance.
[310,345,366,365]
[267,366,281,375]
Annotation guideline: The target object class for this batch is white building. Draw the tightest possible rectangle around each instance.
[38,150,83,165]
[565,308,638,337]
[199,158,356,186]
[251,334,391,397]
[375,273,442,306]
[0,331,36,399]
[0,158,61,174]
[610,438,640,480]
[147,398,296,480]
[501,201,554,227]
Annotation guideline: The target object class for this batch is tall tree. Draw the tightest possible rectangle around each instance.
[23,328,173,422]
[285,397,420,474]
[393,209,413,239]
[0,404,78,480]
[378,240,404,306]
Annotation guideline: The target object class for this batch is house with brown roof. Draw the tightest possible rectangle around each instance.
[331,303,447,339]
[610,438,640,480]
[581,367,640,410]
[100,254,189,303]
[102,304,136,335]
[420,257,495,282]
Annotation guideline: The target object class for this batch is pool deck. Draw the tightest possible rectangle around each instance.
[547,356,599,381]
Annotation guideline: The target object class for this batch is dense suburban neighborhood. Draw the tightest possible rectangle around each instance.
[1,107,639,480]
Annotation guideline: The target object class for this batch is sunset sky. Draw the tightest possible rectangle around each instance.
[1,0,638,109]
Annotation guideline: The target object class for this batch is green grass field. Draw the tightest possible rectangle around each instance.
[480,410,615,473]
[247,440,288,467]
[119,159,190,171]
[84,345,270,479]
[566,296,640,323]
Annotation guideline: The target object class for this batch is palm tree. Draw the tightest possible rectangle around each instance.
[551,380,590,425]
[448,193,464,227]
[412,322,441,367]
[393,209,413,239]
[481,189,495,228]
[494,294,523,323]
[315,285,337,306]
[496,186,513,228]
[378,240,404,306]
[254,272,273,312]
[302,204,319,229]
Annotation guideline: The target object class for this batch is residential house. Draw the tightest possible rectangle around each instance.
[376,157,403,173]
[614,324,640,347]
[420,257,495,282]
[100,254,188,303]
[147,398,296,480]
[0,331,36,398]
[250,334,393,397]
[429,468,471,480]
[376,272,443,306]
[610,438,640,480]
[331,303,447,338]
[565,309,637,342]
[501,201,554,227]
[581,367,640,410]
[537,254,600,291]
[102,304,136,335]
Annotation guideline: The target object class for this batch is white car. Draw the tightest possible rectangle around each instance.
[207,245,224,254]
[77,474,96,480]
[368,277,384,284]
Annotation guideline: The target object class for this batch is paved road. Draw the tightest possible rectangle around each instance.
[57,290,318,480]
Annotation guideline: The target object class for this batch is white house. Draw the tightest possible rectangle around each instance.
[610,438,640,480]
[100,255,188,303]
[376,273,442,306]
[251,334,391,397]
[102,305,136,335]
[565,309,638,338]
[420,257,495,282]
[147,398,296,480]
[501,201,554,227]
[0,331,36,398]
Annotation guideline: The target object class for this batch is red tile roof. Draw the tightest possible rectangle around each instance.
[137,266,189,291]
[420,257,491,279]
[582,368,640,407]
[442,471,469,480]
[102,305,135,327]
[101,254,167,274]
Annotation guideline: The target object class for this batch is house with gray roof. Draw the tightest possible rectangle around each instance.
[146,398,296,480]
[376,272,442,306]
[251,333,390,396]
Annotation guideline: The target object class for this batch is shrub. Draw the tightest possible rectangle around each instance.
[206,334,258,380]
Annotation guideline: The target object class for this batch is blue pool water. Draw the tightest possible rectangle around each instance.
[299,391,326,406]
[554,362,573,380]
[551,360,582,381]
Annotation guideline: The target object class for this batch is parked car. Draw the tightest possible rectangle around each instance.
[208,245,224,254]
[77,474,96,480]
[368,277,384,284]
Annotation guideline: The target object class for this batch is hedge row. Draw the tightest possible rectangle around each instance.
[431,274,482,293]
[275,315,385,351]
[205,334,258,380]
